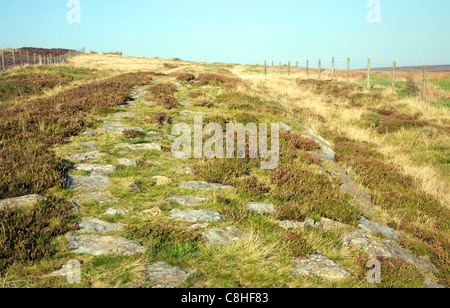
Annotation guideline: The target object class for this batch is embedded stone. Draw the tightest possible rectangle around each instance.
[67,235,147,256]
[169,209,224,223]
[289,252,352,280]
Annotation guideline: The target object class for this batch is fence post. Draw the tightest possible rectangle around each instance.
[264,60,267,75]
[347,57,350,82]
[367,58,371,89]
[392,61,396,91]
[318,59,321,79]
[26,51,29,64]
[288,61,291,76]
[423,65,427,102]
[306,60,309,77]
[20,51,24,65]
[1,50,5,71]
[331,57,335,80]
[12,51,15,67]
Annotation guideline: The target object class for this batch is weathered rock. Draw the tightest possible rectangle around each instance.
[247,202,276,214]
[146,262,196,288]
[73,164,117,175]
[186,223,210,231]
[169,209,224,223]
[180,181,233,190]
[77,141,98,149]
[341,230,370,248]
[67,235,147,256]
[117,159,138,167]
[66,176,110,191]
[82,129,98,137]
[115,143,163,151]
[358,217,401,240]
[202,226,249,245]
[74,191,118,204]
[289,252,352,280]
[167,195,209,207]
[98,121,145,135]
[104,208,132,216]
[364,240,437,273]
[65,151,104,162]
[179,102,193,108]
[77,218,124,234]
[424,279,446,289]
[46,262,81,278]
[181,167,195,175]
[152,176,173,185]
[311,146,337,162]
[303,129,334,147]
[276,219,317,230]
[0,194,47,211]
[319,218,349,231]
[114,112,136,119]
[180,110,205,116]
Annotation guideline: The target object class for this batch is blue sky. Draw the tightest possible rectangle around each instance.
[0,0,449,68]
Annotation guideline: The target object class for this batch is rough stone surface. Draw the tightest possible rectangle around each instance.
[0,194,47,211]
[67,235,147,256]
[312,146,337,162]
[114,112,136,119]
[363,240,437,273]
[180,181,233,190]
[276,219,317,230]
[143,207,162,217]
[77,142,98,149]
[186,223,210,231]
[104,208,132,216]
[146,262,196,288]
[118,159,138,167]
[180,110,205,116]
[167,195,209,207]
[279,122,292,131]
[98,121,145,135]
[319,218,349,231]
[73,164,117,175]
[247,202,276,214]
[358,217,401,240]
[424,279,446,289]
[341,230,370,248]
[152,176,173,185]
[77,218,124,234]
[202,226,249,245]
[65,151,104,162]
[74,191,118,204]
[289,252,352,280]
[116,143,163,151]
[169,209,224,223]
[303,129,334,147]
[66,176,110,191]
[328,168,373,215]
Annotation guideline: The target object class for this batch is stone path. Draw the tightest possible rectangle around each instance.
[146,262,196,288]
[67,235,147,256]
[0,194,46,211]
[289,252,352,280]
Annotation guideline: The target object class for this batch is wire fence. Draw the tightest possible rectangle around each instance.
[1,47,86,71]
[257,59,450,106]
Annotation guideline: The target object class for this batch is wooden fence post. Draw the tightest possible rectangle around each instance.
[264,60,267,75]
[392,61,396,91]
[331,57,335,80]
[1,50,5,70]
[423,65,427,102]
[26,51,29,64]
[33,53,36,65]
[318,59,321,79]
[288,61,291,76]
[306,60,309,77]
[19,51,23,65]
[12,51,15,67]
[347,57,350,82]
[367,58,371,89]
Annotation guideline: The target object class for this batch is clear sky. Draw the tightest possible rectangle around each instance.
[0,0,449,68]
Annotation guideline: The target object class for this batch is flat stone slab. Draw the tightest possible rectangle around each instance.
[290,252,352,280]
[363,240,437,273]
[180,110,205,116]
[169,209,224,223]
[180,181,233,190]
[247,202,276,214]
[276,219,317,230]
[341,230,370,248]
[104,208,132,216]
[167,195,209,206]
[66,176,110,191]
[202,226,249,245]
[65,151,104,162]
[279,122,292,131]
[303,129,334,147]
[115,143,163,151]
[67,235,147,256]
[73,164,117,175]
[186,223,210,231]
[311,146,337,162]
[0,194,47,211]
[114,112,136,119]
[77,142,98,149]
[146,262,196,288]
[358,217,401,240]
[77,218,124,234]
[74,191,118,204]
[424,279,446,289]
[98,121,145,135]
[118,159,138,167]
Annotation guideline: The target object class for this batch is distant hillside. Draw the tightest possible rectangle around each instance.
[371,65,450,72]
